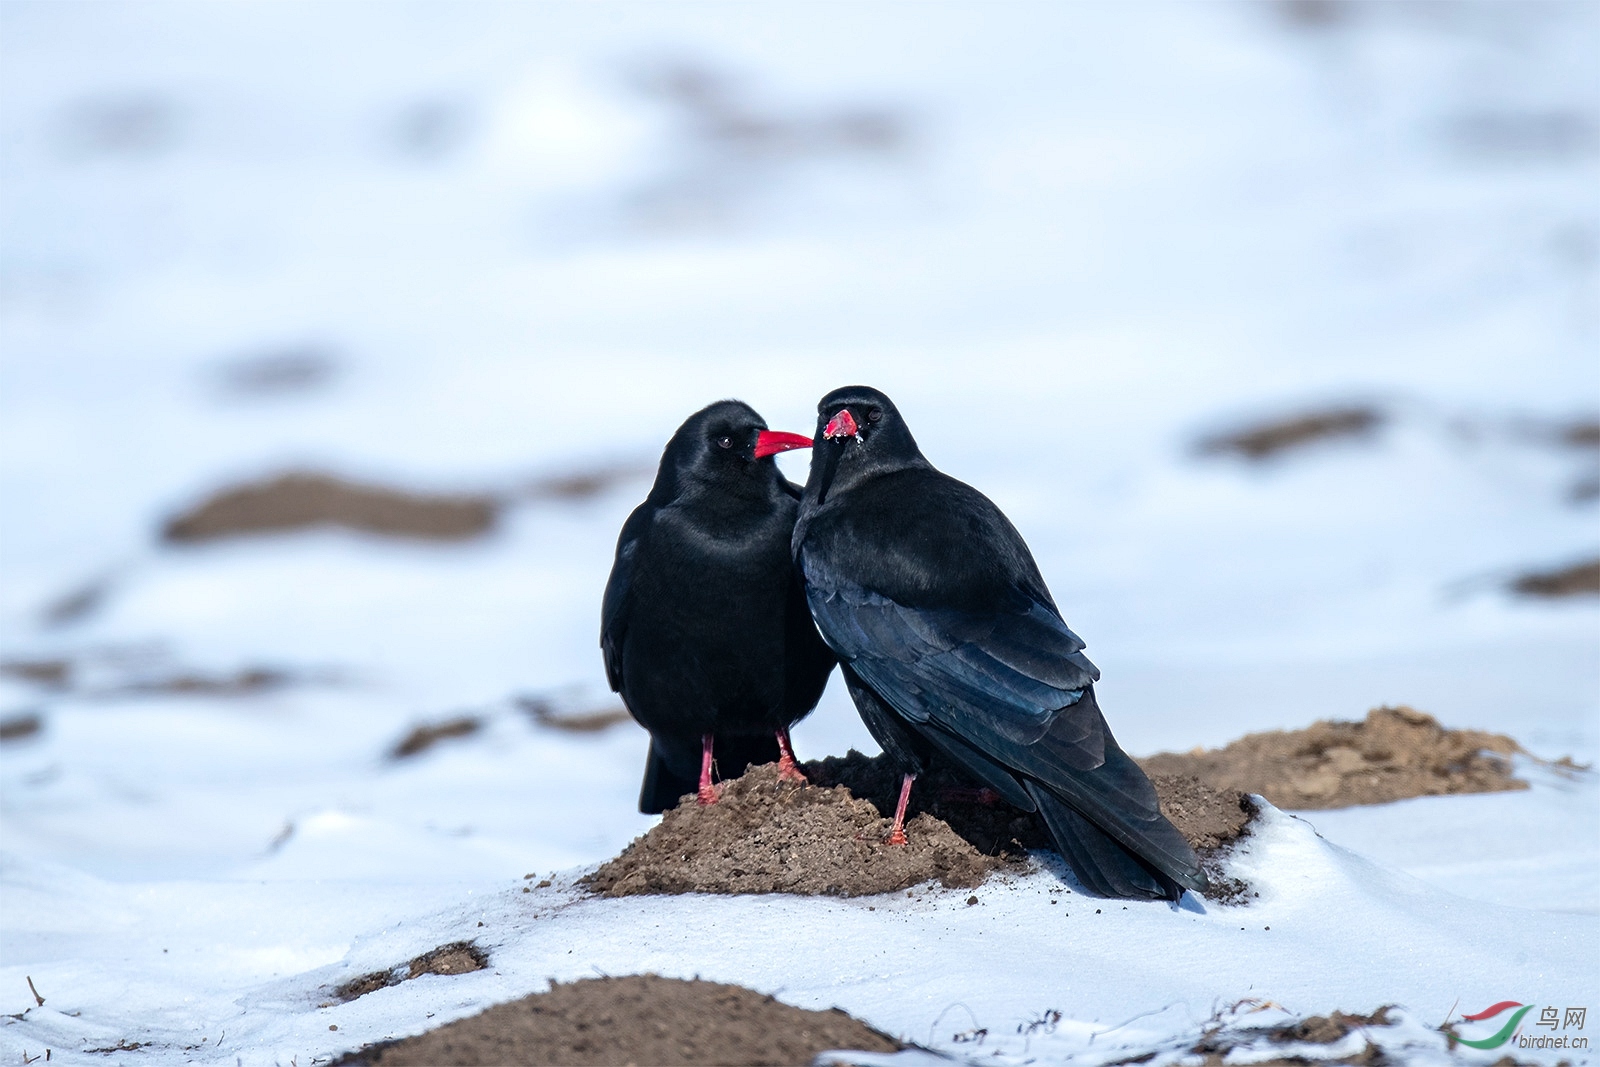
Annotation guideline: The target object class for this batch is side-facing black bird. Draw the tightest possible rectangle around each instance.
[791,385,1206,901]
[602,399,837,814]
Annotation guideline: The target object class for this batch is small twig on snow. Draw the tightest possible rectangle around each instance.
[25,977,43,1008]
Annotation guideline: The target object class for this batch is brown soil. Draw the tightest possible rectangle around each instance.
[162,471,500,544]
[1173,1006,1400,1066]
[584,762,1001,897]
[1194,405,1385,461]
[333,942,488,1003]
[1137,706,1525,810]
[519,461,653,503]
[335,974,902,1066]
[587,753,1255,902]
[1510,557,1600,598]
[0,714,42,743]
[113,667,294,697]
[1561,419,1600,448]
[515,695,633,734]
[390,717,483,759]
[0,659,71,688]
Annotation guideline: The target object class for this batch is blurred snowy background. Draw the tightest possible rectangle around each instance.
[0,1,1597,1056]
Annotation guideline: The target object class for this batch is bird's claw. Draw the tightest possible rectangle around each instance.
[885,828,908,847]
[696,783,722,805]
[776,756,809,785]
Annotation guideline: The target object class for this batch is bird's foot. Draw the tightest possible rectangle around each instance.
[776,754,809,785]
[774,729,808,784]
[695,733,719,805]
[885,772,916,847]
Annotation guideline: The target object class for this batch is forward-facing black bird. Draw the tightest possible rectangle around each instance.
[602,400,837,814]
[791,386,1207,901]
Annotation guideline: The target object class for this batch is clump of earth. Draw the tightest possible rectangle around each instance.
[1137,705,1528,809]
[583,762,1003,897]
[334,974,901,1067]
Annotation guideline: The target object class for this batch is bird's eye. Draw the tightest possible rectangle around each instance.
[716,436,733,449]
[867,408,883,423]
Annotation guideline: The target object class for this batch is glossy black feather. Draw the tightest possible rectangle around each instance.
[602,400,836,814]
[794,385,1205,900]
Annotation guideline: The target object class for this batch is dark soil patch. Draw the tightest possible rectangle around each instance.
[1194,405,1385,461]
[584,762,1000,897]
[113,667,294,698]
[333,942,488,1003]
[162,471,500,544]
[1559,419,1600,448]
[41,575,113,627]
[1147,774,1257,906]
[0,659,71,688]
[390,717,483,759]
[2,655,302,700]
[1510,557,1600,598]
[1175,1006,1400,1066]
[519,461,653,503]
[0,714,43,743]
[212,345,337,398]
[515,695,633,734]
[334,974,901,1066]
[1138,706,1526,810]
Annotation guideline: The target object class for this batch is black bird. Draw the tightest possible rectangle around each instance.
[791,385,1206,901]
[602,400,837,814]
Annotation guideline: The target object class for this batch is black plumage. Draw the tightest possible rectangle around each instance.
[792,385,1206,901]
[602,400,836,814]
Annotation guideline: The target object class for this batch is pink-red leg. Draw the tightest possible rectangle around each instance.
[775,728,808,784]
[887,773,916,846]
[696,733,720,805]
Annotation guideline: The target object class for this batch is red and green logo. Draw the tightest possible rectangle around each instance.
[1452,1002,1533,1049]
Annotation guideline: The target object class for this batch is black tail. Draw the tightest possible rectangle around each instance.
[1025,781,1185,901]
[637,733,786,815]
[639,743,699,815]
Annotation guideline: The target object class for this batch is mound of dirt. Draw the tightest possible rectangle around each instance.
[587,752,1255,902]
[1138,706,1526,810]
[1511,556,1600,598]
[584,762,1001,897]
[162,471,500,543]
[336,974,902,1067]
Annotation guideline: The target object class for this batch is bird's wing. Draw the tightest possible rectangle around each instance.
[809,575,1204,893]
[600,504,651,692]
[805,575,1099,746]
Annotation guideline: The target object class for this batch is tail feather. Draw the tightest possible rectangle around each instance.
[639,744,698,814]
[1025,781,1183,901]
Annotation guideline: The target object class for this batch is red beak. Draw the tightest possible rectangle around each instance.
[753,430,814,458]
[823,408,858,440]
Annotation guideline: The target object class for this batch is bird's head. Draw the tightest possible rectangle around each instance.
[805,385,924,503]
[651,400,811,501]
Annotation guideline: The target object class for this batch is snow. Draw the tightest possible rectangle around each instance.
[1,2,1596,1064]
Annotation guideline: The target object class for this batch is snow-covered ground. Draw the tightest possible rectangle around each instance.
[1,2,1595,1064]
